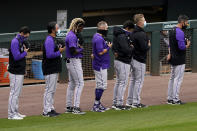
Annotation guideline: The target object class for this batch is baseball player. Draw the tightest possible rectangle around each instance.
[112,20,134,110]
[8,26,31,120]
[91,21,112,112]
[126,14,151,108]
[42,21,65,117]
[65,18,86,115]
[167,15,190,105]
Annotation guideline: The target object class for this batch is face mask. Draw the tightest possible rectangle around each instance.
[21,35,28,40]
[143,21,147,28]
[97,29,108,37]
[182,23,188,29]
[21,36,25,39]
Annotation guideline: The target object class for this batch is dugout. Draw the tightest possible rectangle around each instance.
[0,20,197,86]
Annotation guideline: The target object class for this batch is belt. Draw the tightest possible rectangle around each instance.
[65,58,81,63]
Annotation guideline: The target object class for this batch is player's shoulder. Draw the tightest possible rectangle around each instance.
[44,36,55,45]
[11,37,19,44]
[133,31,145,40]
[93,33,104,42]
[176,28,184,35]
[117,33,127,40]
[45,36,54,42]
[67,31,77,37]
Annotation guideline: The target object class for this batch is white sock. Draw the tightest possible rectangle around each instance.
[94,100,99,104]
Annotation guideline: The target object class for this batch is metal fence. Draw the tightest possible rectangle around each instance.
[159,29,192,74]
[1,20,197,86]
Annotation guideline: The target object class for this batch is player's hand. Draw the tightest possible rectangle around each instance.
[79,45,83,49]
[186,39,191,48]
[130,44,134,48]
[167,54,171,61]
[59,47,66,53]
[91,54,94,59]
[24,45,29,53]
[107,42,112,48]
[148,40,151,47]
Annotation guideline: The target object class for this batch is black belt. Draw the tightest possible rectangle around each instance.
[65,58,81,63]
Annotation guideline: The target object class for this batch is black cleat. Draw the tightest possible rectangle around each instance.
[167,99,173,104]
[65,107,73,113]
[125,106,132,110]
[114,105,126,110]
[72,107,86,115]
[42,111,59,117]
[132,103,147,108]
[138,103,148,108]
[126,103,132,107]
[51,110,60,115]
[111,104,117,109]
[172,100,186,105]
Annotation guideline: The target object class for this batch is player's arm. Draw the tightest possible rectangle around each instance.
[97,40,112,56]
[136,33,150,51]
[117,35,133,54]
[11,39,28,61]
[45,39,61,59]
[167,47,171,61]
[98,49,108,55]
[176,31,189,50]
[69,36,83,55]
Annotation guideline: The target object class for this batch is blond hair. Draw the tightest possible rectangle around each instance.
[133,14,144,24]
[68,18,85,33]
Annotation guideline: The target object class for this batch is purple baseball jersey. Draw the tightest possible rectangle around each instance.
[65,31,83,58]
[10,34,27,61]
[176,27,186,50]
[92,33,110,71]
[44,35,61,59]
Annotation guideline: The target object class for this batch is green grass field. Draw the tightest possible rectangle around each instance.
[1,103,197,131]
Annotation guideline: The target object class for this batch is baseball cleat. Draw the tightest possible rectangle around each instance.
[8,115,23,120]
[72,107,86,115]
[42,111,60,117]
[114,105,126,110]
[138,103,148,108]
[132,103,147,108]
[167,99,173,104]
[111,104,117,109]
[131,104,139,108]
[125,106,132,110]
[99,103,110,111]
[17,113,26,118]
[172,100,185,105]
[51,110,60,115]
[65,107,73,113]
[92,104,105,112]
[126,103,132,107]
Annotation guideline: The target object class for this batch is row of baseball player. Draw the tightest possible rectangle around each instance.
[7,14,190,120]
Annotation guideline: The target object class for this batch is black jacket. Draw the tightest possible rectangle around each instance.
[132,26,150,64]
[169,27,186,65]
[112,27,133,64]
[42,36,62,75]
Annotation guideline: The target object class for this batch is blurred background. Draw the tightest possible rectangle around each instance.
[0,0,196,33]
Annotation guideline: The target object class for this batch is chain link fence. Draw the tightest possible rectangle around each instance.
[159,29,192,74]
[0,22,196,86]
